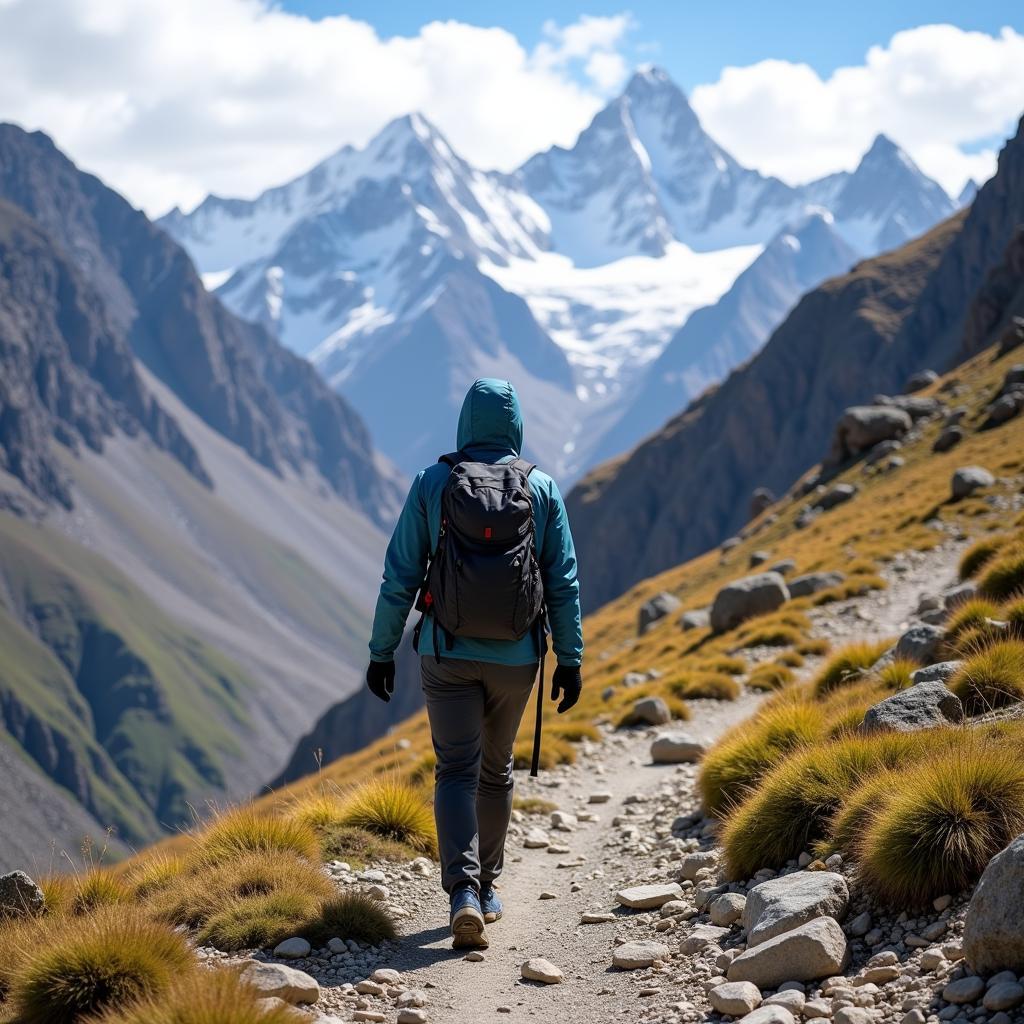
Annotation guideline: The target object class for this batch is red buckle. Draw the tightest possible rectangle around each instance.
[424,592,433,607]
[484,527,492,539]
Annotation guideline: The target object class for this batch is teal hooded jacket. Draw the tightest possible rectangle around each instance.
[368,379,583,667]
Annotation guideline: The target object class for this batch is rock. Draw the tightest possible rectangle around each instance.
[523,828,550,849]
[651,733,707,764]
[878,393,944,420]
[710,572,790,633]
[894,623,946,664]
[238,962,320,1004]
[737,1007,796,1024]
[751,488,776,520]
[788,572,845,598]
[942,976,985,1003]
[355,980,384,996]
[951,466,995,499]
[865,438,903,465]
[986,394,1022,427]
[680,924,731,954]
[628,696,671,726]
[911,661,962,686]
[768,559,797,577]
[750,550,771,568]
[273,936,312,959]
[984,982,1024,1012]
[764,991,805,1013]
[906,369,939,393]
[848,911,872,937]
[933,425,965,452]
[834,1009,873,1024]
[728,918,850,987]
[613,940,670,969]
[943,582,976,609]
[902,1011,926,1024]
[709,892,747,926]
[680,850,719,881]
[639,592,681,635]
[709,981,763,1016]
[397,1011,428,1024]
[397,990,428,1008]
[814,484,858,512]
[587,791,611,804]
[964,833,1024,972]
[616,883,683,909]
[521,958,563,984]
[463,950,485,961]
[581,911,616,923]
[860,681,963,733]
[859,965,899,984]
[920,947,945,970]
[0,871,44,918]
[743,871,850,946]
[550,810,576,831]
[828,405,913,464]
[680,608,710,631]
[352,1013,385,1023]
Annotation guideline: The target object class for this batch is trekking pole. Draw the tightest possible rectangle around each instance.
[530,612,547,777]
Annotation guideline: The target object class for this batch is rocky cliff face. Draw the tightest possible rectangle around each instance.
[0,199,205,507]
[568,117,1024,612]
[0,124,400,524]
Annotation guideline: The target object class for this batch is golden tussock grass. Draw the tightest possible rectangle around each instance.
[959,536,1006,579]
[194,808,321,865]
[978,545,1024,601]
[949,640,1024,714]
[746,665,794,692]
[812,640,892,697]
[668,673,742,701]
[335,777,436,855]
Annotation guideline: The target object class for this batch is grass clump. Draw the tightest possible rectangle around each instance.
[699,699,827,815]
[947,598,1002,641]
[513,736,575,771]
[669,673,741,701]
[797,638,831,657]
[304,891,397,946]
[858,747,1024,905]
[513,796,558,815]
[775,650,805,668]
[740,624,801,648]
[336,778,436,855]
[196,807,320,864]
[959,537,1004,579]
[1003,596,1024,639]
[37,870,132,919]
[320,826,422,866]
[747,665,794,691]
[949,640,1024,713]
[197,890,320,951]
[92,968,302,1024]
[550,721,602,743]
[122,855,187,901]
[812,640,891,697]
[979,547,1024,601]
[708,656,747,676]
[284,792,348,833]
[876,659,916,692]
[721,732,943,878]
[10,908,193,1024]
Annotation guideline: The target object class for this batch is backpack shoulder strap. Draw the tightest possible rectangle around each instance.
[438,451,465,469]
[510,457,536,476]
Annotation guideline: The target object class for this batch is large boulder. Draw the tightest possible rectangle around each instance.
[827,406,912,465]
[710,573,790,633]
[743,871,850,947]
[728,917,850,987]
[788,571,845,598]
[964,833,1024,972]
[651,733,707,764]
[951,466,995,500]
[895,623,946,664]
[639,592,681,635]
[861,682,964,733]
[0,871,44,918]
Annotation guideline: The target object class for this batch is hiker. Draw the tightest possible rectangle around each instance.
[366,378,583,949]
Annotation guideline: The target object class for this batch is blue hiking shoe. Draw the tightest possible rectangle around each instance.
[450,883,488,949]
[480,882,503,923]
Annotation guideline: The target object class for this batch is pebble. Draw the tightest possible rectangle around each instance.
[612,939,670,969]
[588,792,612,804]
[273,936,311,959]
[352,1013,385,1023]
[397,1011,427,1024]
[942,976,985,1004]
[463,951,485,962]
[524,828,550,848]
[521,958,564,984]
[708,980,762,1015]
[581,912,616,923]
[539,890,557,899]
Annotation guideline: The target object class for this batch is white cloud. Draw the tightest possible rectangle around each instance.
[690,24,1024,197]
[0,0,632,215]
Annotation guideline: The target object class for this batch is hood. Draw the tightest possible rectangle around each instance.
[456,378,524,456]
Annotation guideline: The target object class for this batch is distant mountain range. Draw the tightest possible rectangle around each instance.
[567,111,1024,610]
[0,124,400,867]
[162,67,957,481]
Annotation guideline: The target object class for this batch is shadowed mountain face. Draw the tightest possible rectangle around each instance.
[0,126,404,867]
[568,113,1024,611]
[0,123,401,526]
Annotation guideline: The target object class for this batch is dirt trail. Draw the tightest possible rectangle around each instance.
[334,538,966,1024]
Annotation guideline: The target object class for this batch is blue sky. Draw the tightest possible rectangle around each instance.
[279,1,1024,91]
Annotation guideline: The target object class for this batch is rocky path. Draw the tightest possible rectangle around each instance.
[251,535,969,1024]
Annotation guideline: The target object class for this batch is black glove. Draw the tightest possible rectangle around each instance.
[366,660,395,703]
[551,665,582,714]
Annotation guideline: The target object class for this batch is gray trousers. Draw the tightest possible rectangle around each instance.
[420,656,538,894]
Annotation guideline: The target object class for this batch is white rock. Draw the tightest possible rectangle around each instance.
[834,1009,872,1024]
[728,918,850,988]
[616,882,683,909]
[273,936,311,959]
[588,792,612,804]
[397,1011,427,1024]
[919,947,946,971]
[709,892,747,926]
[238,962,320,1004]
[355,980,384,996]
[709,981,762,1015]
[550,810,577,831]
[679,851,719,881]
[463,950,485,962]
[523,828,550,849]
[737,1007,796,1024]
[521,958,563,984]
[680,924,731,954]
[369,968,401,985]
[651,733,708,764]
[964,832,1024,973]
[581,911,616,924]
[743,872,850,947]
[397,989,427,1008]
[764,990,805,1013]
[613,940,670,969]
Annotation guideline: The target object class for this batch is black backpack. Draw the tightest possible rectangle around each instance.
[415,450,549,774]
